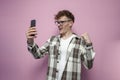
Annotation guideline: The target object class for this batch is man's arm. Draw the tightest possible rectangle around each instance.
[80,33,95,69]
[27,40,50,59]
[26,27,49,59]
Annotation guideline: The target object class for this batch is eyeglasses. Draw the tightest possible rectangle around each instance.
[55,20,72,26]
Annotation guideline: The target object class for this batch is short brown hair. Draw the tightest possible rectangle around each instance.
[54,10,75,23]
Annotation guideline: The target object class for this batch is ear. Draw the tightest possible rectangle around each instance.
[69,21,74,26]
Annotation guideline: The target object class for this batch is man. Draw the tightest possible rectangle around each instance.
[26,10,95,80]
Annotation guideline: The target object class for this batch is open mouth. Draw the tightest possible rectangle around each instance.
[58,26,62,30]
[59,28,62,30]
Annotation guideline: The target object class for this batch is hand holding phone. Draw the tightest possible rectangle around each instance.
[26,19,37,44]
[26,19,37,38]
[30,19,36,36]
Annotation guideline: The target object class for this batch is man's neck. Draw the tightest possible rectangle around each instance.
[61,31,73,40]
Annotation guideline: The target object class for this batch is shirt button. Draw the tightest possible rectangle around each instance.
[56,70,58,73]
[57,61,59,63]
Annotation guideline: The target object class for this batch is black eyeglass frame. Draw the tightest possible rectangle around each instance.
[55,19,72,26]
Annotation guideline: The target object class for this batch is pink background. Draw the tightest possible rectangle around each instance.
[0,0,120,80]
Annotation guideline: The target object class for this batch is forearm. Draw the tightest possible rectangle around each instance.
[86,47,95,69]
[27,42,41,59]
[27,39,50,59]
[82,45,95,69]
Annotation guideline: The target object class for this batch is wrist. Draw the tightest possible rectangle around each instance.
[27,38,34,46]
[86,42,92,47]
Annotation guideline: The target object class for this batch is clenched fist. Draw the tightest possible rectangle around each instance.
[81,32,92,45]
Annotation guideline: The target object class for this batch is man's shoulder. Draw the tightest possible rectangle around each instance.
[49,35,59,42]
[72,33,81,40]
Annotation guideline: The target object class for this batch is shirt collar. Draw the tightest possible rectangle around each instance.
[57,33,80,40]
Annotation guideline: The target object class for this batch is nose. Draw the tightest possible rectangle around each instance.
[57,23,60,26]
[58,25,62,29]
[57,23,63,27]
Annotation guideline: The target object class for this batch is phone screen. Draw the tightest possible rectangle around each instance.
[30,20,36,27]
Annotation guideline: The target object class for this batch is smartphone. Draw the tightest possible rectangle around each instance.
[30,19,36,36]
[30,19,36,27]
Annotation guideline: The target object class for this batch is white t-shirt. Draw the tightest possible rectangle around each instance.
[57,34,75,80]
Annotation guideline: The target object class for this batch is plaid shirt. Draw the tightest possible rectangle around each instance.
[27,34,95,80]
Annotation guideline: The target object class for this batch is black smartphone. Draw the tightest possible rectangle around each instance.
[30,19,36,27]
[30,20,36,36]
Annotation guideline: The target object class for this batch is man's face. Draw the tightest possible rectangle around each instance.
[55,16,73,35]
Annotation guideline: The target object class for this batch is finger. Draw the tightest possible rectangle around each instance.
[29,27,36,29]
[28,28,37,33]
[82,33,89,39]
[27,32,37,37]
[81,32,88,36]
[27,36,37,39]
[26,33,37,38]
[28,27,36,31]
[28,30,37,34]
[26,31,37,36]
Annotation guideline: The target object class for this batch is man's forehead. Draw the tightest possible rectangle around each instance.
[57,16,69,20]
